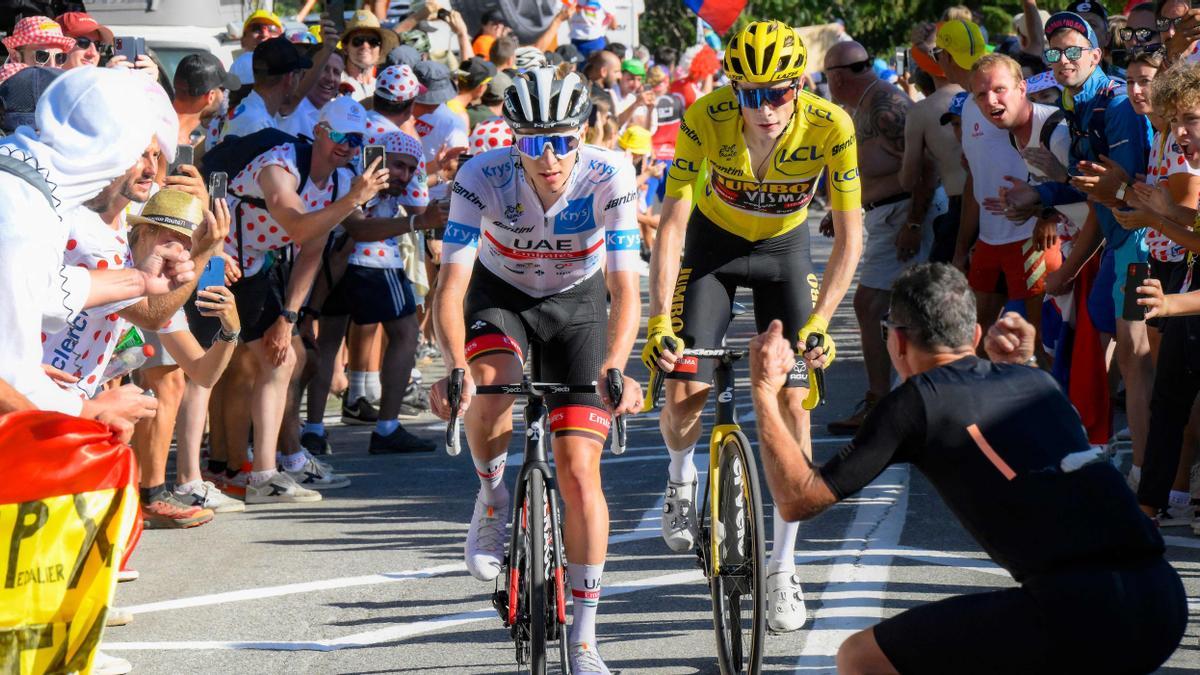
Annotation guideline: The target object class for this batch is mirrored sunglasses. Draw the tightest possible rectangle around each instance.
[1044,46,1091,63]
[734,83,798,109]
[323,125,365,148]
[514,133,581,159]
[1119,27,1159,44]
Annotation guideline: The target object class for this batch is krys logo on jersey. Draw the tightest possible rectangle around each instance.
[554,195,596,234]
[710,173,818,215]
[481,160,515,188]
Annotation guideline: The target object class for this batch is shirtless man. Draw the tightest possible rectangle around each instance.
[899,43,967,265]
[823,41,947,434]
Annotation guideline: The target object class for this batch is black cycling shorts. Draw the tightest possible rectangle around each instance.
[463,263,609,440]
[668,208,815,388]
[322,265,417,325]
[873,557,1186,674]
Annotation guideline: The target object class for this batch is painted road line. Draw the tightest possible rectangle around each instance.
[610,464,708,544]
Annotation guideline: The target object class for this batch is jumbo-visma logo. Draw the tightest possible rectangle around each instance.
[554,195,596,234]
[831,167,860,193]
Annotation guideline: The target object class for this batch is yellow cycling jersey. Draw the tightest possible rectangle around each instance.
[664,86,861,241]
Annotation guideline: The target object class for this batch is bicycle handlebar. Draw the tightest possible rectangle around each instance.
[643,338,752,412]
[804,333,827,408]
[446,368,465,456]
[605,368,626,455]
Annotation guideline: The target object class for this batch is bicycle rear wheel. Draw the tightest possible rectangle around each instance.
[709,430,766,675]
[523,473,548,675]
[547,490,571,674]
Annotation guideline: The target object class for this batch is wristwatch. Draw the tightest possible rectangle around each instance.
[1115,182,1130,202]
[216,327,240,344]
[280,310,300,324]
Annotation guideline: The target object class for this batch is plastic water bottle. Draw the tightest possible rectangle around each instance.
[101,327,155,384]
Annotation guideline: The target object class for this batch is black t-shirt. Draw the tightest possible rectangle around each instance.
[819,356,1163,583]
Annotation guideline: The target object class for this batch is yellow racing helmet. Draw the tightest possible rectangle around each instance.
[723,21,807,84]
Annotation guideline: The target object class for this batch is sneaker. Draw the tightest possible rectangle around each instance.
[300,430,332,456]
[300,448,336,474]
[105,607,133,627]
[465,497,508,581]
[175,480,245,513]
[766,570,807,632]
[223,471,248,499]
[92,651,132,675]
[245,471,323,504]
[116,569,139,583]
[369,426,436,454]
[661,478,699,553]
[826,394,879,436]
[342,396,379,425]
[399,382,430,416]
[569,642,612,675]
[286,456,352,490]
[141,490,214,529]
[1157,503,1196,528]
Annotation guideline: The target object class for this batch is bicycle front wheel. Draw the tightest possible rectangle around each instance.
[709,430,767,675]
[524,473,548,675]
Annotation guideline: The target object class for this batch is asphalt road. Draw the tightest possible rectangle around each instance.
[102,215,1200,674]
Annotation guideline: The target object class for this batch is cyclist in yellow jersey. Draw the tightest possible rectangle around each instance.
[640,20,864,634]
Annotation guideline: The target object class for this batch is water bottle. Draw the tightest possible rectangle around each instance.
[101,327,155,384]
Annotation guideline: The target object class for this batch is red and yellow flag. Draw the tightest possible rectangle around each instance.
[0,411,139,674]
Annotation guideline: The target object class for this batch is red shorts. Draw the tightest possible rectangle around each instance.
[968,238,1062,299]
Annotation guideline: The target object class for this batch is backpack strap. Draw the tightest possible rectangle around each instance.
[0,154,55,210]
[1039,109,1067,154]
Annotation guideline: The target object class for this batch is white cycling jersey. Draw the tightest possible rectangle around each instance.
[443,144,642,298]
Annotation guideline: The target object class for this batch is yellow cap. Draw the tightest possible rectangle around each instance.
[243,9,283,33]
[619,126,652,156]
[935,19,986,70]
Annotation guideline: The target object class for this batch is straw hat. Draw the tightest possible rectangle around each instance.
[343,10,399,65]
[127,189,205,238]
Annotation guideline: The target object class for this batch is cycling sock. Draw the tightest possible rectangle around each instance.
[249,469,277,486]
[207,459,228,475]
[280,452,307,473]
[768,505,799,573]
[1169,490,1191,508]
[568,562,603,645]
[302,422,325,437]
[365,371,382,401]
[474,454,509,506]
[376,418,400,436]
[667,443,697,483]
[348,371,367,402]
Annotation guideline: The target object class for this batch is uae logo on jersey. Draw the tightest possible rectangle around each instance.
[554,195,596,234]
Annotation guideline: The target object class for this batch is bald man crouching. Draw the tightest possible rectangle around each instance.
[749,263,1184,674]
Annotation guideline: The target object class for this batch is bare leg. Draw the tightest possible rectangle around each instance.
[854,286,892,398]
[131,365,185,488]
[1116,318,1153,467]
[379,315,419,421]
[175,380,213,485]
[246,339,298,472]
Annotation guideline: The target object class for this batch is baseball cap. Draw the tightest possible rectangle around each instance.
[556,43,583,66]
[2,16,77,52]
[387,44,421,67]
[1044,11,1099,49]
[911,44,946,79]
[482,10,507,26]
[253,37,313,76]
[618,125,652,156]
[0,66,63,133]
[319,95,368,135]
[935,20,987,70]
[457,56,497,89]
[1066,1,1108,42]
[175,52,240,97]
[54,12,114,44]
[375,64,423,103]
[243,9,283,33]
[621,59,646,77]
[127,189,205,238]
[481,70,513,106]
[939,91,969,125]
[413,60,455,104]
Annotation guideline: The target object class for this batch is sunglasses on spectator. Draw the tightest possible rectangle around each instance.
[929,47,945,60]
[514,132,581,159]
[350,35,382,48]
[248,22,281,35]
[733,82,798,109]
[321,124,365,148]
[1044,46,1094,63]
[879,312,907,343]
[29,49,68,66]
[826,58,872,73]
[1156,16,1184,31]
[73,36,112,55]
[1119,27,1159,43]
[1130,43,1168,59]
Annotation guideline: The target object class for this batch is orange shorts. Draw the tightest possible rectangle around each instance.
[968,238,1062,300]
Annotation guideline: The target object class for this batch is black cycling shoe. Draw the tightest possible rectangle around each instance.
[398,384,430,417]
[342,396,379,425]
[300,430,331,456]
[369,426,437,454]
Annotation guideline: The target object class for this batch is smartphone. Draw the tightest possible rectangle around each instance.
[197,257,226,291]
[362,144,387,172]
[437,8,452,20]
[169,144,194,176]
[113,36,144,63]
[1123,262,1151,321]
[208,171,228,210]
[327,0,346,34]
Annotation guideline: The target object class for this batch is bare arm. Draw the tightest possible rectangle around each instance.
[294,19,340,105]
[341,206,432,242]
[159,331,237,388]
[604,270,641,371]
[434,262,474,369]
[648,196,691,317]
[1055,209,1104,282]
[904,155,937,225]
[953,173,979,267]
[533,7,571,52]
[898,106,926,193]
[260,165,377,245]
[285,237,328,314]
[813,208,864,321]
[1022,0,1046,56]
[0,377,35,414]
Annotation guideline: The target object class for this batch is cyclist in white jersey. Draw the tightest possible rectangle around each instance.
[430,68,642,675]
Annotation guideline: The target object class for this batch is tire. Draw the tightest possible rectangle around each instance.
[548,492,571,674]
[709,430,766,675]
[525,474,548,675]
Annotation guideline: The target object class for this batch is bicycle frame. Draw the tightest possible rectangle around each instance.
[705,352,742,578]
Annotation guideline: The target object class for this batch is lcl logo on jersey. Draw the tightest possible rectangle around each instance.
[554,195,596,234]
[707,99,739,123]
[481,161,515,188]
[831,168,860,193]
[803,104,834,127]
[774,145,823,177]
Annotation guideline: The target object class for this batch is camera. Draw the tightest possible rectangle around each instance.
[437,8,451,20]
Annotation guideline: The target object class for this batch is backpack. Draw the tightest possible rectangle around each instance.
[201,128,339,268]
[0,153,55,210]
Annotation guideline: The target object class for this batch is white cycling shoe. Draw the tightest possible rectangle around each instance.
[766,569,807,633]
[465,497,508,581]
[570,642,612,675]
[661,478,699,552]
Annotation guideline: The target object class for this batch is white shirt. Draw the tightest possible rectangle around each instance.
[568,0,610,41]
[1010,102,1089,230]
[221,90,276,142]
[444,145,641,297]
[414,104,469,166]
[276,97,321,139]
[962,97,1036,245]
[1146,130,1200,263]
[340,70,376,102]
[229,52,255,86]
[0,173,91,414]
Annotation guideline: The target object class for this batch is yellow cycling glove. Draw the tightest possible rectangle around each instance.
[641,315,680,372]
[798,315,834,410]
